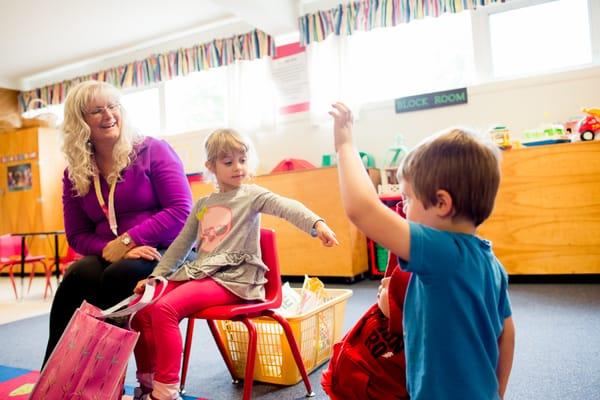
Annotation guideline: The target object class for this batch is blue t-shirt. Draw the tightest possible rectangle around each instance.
[399,222,512,400]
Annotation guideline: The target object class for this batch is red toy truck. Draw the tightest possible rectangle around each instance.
[578,108,600,141]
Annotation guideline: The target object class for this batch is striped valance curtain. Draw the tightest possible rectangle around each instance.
[19,29,275,112]
[299,0,507,46]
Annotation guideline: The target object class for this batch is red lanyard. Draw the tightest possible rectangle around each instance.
[93,174,118,236]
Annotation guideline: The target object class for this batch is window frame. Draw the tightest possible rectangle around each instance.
[472,0,599,82]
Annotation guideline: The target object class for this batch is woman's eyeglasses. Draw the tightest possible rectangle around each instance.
[85,103,121,117]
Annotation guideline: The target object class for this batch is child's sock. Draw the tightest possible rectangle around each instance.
[152,380,181,400]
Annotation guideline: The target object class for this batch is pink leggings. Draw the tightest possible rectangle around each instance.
[132,278,244,384]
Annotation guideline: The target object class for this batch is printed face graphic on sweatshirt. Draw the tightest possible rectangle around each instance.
[197,205,232,252]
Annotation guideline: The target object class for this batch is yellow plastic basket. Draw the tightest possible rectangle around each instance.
[216,288,353,385]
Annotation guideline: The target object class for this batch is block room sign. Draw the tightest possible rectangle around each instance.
[395,88,468,113]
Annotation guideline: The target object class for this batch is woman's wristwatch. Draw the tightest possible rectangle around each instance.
[120,233,134,247]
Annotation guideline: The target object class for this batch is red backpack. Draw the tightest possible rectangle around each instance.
[321,255,411,400]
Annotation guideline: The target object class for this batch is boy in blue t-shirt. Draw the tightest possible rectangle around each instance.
[330,102,515,399]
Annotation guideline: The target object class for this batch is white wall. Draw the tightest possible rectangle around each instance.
[164,65,600,175]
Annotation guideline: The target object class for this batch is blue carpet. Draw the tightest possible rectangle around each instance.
[0,364,207,399]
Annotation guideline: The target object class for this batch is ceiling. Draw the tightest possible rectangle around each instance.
[0,0,333,91]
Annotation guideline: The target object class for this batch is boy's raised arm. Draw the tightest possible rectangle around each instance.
[330,102,411,261]
[497,316,515,399]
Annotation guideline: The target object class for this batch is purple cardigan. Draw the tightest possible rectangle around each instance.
[62,137,192,256]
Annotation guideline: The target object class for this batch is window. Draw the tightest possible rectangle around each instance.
[489,0,592,78]
[164,68,227,135]
[346,11,474,102]
[306,10,475,120]
[20,0,599,131]
[121,87,161,137]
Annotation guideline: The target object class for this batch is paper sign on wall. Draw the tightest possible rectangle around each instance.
[272,42,310,115]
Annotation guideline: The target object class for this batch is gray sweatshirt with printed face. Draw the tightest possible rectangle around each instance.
[150,184,322,300]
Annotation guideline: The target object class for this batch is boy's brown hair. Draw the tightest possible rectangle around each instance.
[399,128,501,226]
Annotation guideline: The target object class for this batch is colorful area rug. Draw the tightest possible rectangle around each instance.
[0,365,207,399]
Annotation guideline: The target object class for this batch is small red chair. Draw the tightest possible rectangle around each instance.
[180,229,314,399]
[0,234,19,299]
[0,234,51,299]
[58,245,83,279]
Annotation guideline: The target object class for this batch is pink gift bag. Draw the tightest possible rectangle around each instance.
[30,278,166,400]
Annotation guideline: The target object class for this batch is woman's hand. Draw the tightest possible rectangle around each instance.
[377,277,391,318]
[328,102,354,152]
[134,278,149,295]
[102,237,131,263]
[314,220,339,247]
[124,246,162,261]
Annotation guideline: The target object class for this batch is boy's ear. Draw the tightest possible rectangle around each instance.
[205,160,214,173]
[435,189,454,218]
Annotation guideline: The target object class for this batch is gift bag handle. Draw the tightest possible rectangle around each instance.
[101,276,168,319]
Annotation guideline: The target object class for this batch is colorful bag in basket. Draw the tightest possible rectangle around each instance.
[29,278,166,400]
[321,256,411,400]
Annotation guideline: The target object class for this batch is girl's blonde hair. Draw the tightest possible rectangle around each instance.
[62,80,142,196]
[205,128,249,163]
[204,128,258,173]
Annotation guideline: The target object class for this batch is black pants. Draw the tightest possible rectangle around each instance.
[42,255,157,367]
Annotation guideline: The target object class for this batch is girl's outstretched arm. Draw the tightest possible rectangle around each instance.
[330,102,410,261]
[313,220,338,247]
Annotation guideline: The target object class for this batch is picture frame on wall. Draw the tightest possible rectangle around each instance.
[7,163,32,192]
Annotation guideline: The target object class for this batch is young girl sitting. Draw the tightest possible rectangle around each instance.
[131,128,338,400]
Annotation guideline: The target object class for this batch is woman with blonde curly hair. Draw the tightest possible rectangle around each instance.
[43,81,192,371]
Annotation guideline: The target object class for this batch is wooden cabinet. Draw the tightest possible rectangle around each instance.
[191,167,380,279]
[0,127,66,271]
[478,141,600,274]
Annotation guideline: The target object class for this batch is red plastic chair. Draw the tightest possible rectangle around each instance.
[58,245,83,279]
[0,234,19,299]
[180,229,314,399]
[0,234,51,299]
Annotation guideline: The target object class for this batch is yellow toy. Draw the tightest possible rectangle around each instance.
[490,126,512,150]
